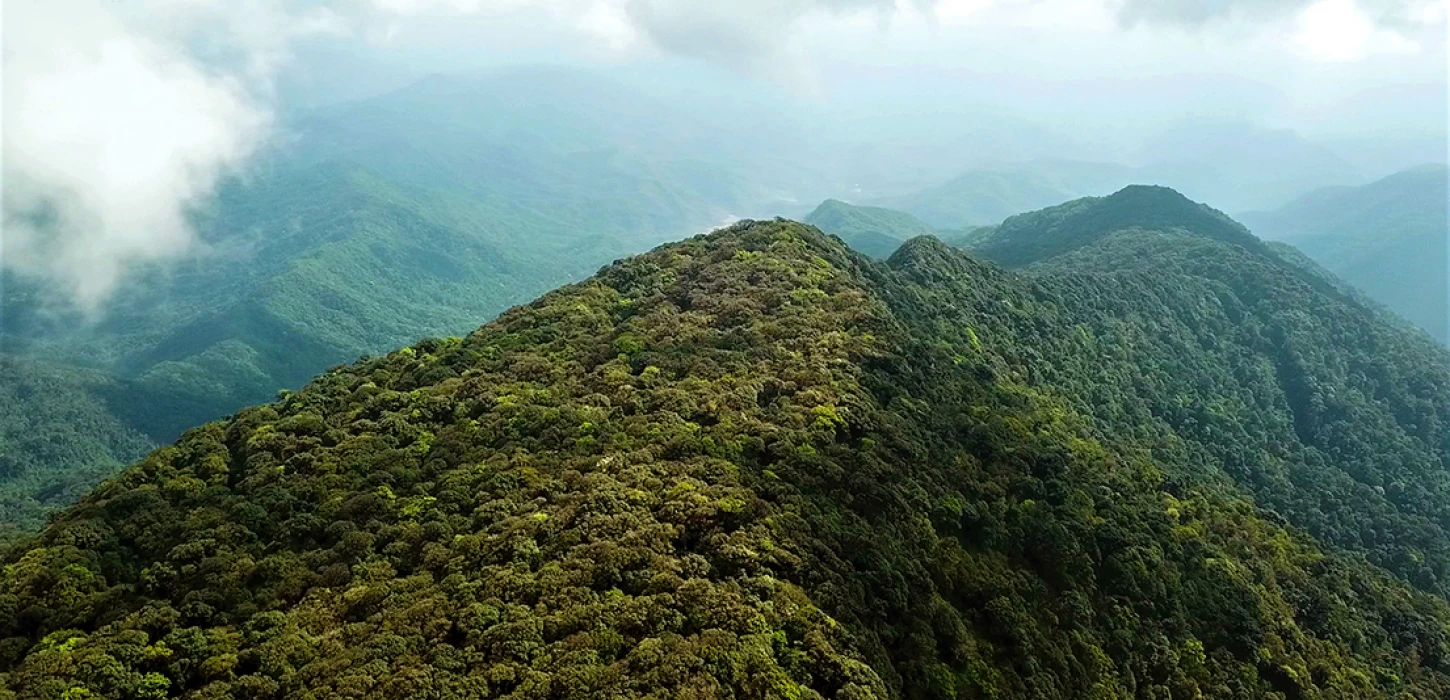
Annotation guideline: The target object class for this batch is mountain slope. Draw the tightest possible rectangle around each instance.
[0,152,649,537]
[1241,165,1448,343]
[0,357,153,544]
[956,187,1450,597]
[804,199,936,258]
[2,66,830,475]
[4,221,1450,698]
[6,161,618,444]
[2,67,853,542]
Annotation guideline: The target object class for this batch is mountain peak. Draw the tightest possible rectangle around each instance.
[884,233,959,268]
[970,184,1264,267]
[1104,183,1194,204]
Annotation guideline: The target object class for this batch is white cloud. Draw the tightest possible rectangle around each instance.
[932,0,1116,30]
[0,0,921,314]
[1291,0,1422,61]
[2,0,366,311]
[578,1,642,50]
[2,0,275,310]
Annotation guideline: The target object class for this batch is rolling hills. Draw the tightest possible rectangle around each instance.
[873,161,1128,229]
[5,196,1450,697]
[874,125,1372,231]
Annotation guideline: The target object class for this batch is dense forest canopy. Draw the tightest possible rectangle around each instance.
[0,358,154,544]
[7,1,1446,695]
[3,68,1442,556]
[5,199,1450,698]
[1240,165,1449,344]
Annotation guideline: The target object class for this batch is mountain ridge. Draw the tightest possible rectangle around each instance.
[5,217,1450,698]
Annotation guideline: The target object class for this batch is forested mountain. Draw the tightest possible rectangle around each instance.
[0,68,852,531]
[804,200,936,258]
[969,185,1272,267]
[6,200,1450,698]
[956,188,1450,595]
[1240,165,1448,343]
[5,68,812,429]
[0,160,625,530]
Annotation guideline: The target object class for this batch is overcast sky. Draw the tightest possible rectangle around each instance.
[3,0,1447,308]
[315,0,1447,132]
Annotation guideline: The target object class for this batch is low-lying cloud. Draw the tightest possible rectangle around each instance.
[2,1,265,310]
[1,0,355,311]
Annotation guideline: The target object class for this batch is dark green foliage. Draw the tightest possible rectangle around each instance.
[3,220,1450,698]
[954,186,1450,600]
[971,185,1272,267]
[1241,165,1448,343]
[805,200,937,258]
[0,358,153,545]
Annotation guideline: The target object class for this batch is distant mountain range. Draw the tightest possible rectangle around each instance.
[0,66,1440,554]
[873,123,1397,230]
[2,68,844,439]
[1241,165,1448,344]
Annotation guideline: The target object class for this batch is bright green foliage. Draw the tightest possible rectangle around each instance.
[3,219,1450,698]
[805,200,937,259]
[0,162,623,537]
[1241,164,1448,344]
[7,162,637,442]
